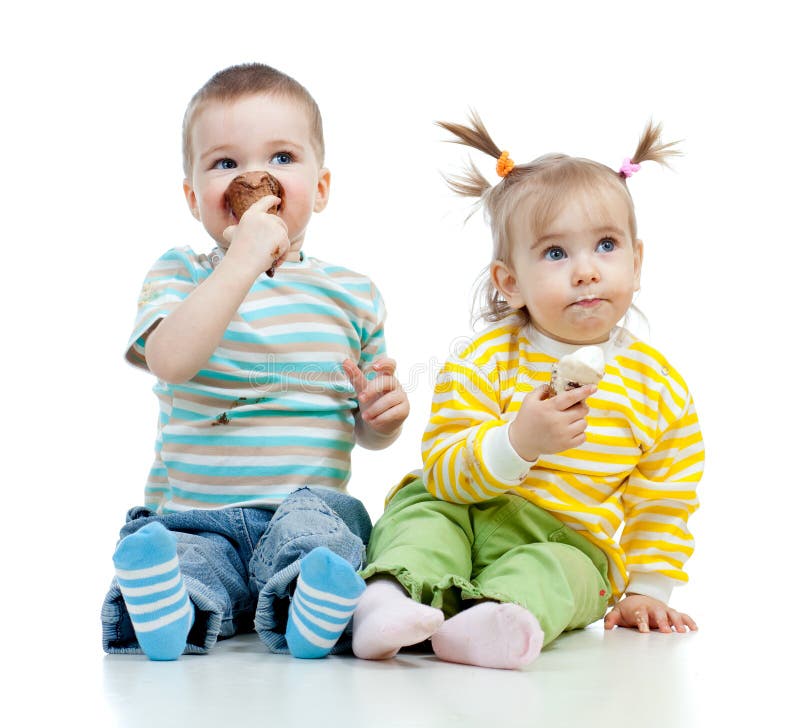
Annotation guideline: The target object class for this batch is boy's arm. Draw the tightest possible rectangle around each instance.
[145,253,261,383]
[146,196,288,383]
[344,358,407,449]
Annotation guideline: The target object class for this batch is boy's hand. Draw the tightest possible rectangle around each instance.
[508,384,595,462]
[343,358,410,436]
[222,195,290,277]
[604,594,698,634]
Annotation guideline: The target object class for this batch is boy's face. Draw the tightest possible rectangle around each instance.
[492,187,643,344]
[183,93,329,253]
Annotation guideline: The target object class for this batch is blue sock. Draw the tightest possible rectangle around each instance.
[112,522,194,661]
[285,547,366,659]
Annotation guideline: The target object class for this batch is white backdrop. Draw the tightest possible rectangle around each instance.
[3,0,798,683]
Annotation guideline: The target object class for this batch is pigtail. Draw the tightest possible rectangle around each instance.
[436,109,507,199]
[630,120,682,167]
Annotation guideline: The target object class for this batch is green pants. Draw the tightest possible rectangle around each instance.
[362,477,612,645]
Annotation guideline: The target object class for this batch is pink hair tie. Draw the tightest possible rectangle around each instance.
[619,158,641,178]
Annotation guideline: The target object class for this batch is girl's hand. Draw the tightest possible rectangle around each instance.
[604,594,698,634]
[222,195,290,277]
[343,357,410,436]
[508,384,595,462]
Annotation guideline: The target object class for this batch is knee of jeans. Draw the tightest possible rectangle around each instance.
[308,487,373,543]
[249,499,366,590]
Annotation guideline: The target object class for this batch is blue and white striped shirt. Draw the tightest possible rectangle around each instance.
[126,246,387,512]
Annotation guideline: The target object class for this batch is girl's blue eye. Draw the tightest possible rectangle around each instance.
[271,152,293,165]
[213,158,237,170]
[544,246,566,261]
[597,238,616,253]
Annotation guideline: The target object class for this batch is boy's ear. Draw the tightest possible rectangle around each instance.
[633,238,644,291]
[313,168,331,213]
[491,260,525,309]
[183,179,201,221]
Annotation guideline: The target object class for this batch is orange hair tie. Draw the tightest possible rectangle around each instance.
[496,151,515,178]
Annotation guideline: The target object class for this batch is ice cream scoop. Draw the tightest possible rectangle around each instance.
[223,171,284,277]
[548,346,605,396]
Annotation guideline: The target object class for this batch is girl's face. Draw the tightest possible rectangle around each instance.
[492,187,642,344]
[183,93,329,254]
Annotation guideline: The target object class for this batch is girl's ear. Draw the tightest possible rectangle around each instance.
[491,260,525,309]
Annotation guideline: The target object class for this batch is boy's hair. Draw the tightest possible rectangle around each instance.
[437,112,680,324]
[182,63,325,178]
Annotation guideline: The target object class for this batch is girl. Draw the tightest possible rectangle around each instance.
[352,113,703,670]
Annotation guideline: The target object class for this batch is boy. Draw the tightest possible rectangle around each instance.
[102,63,409,660]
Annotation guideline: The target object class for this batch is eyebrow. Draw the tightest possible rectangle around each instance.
[198,139,304,164]
[533,225,627,247]
[198,145,232,163]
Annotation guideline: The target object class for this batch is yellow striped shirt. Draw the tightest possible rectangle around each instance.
[418,316,702,601]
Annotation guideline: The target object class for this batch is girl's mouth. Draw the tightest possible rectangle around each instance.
[573,296,603,307]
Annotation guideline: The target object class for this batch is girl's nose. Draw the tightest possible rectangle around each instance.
[572,257,600,286]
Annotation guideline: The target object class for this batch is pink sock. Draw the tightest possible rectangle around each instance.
[431,602,544,670]
[352,577,444,660]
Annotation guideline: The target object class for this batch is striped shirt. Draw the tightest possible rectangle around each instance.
[126,246,387,512]
[418,315,702,601]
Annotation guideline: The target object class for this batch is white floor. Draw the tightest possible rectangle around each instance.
[14,608,790,728]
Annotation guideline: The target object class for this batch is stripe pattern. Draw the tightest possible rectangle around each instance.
[420,316,702,599]
[125,247,386,512]
[112,523,194,660]
[285,547,366,658]
[116,556,192,634]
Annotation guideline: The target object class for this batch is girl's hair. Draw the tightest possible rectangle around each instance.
[182,63,325,178]
[436,111,680,324]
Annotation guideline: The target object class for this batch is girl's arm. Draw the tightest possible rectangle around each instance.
[422,356,594,504]
[604,593,698,633]
[619,395,703,604]
[422,359,524,503]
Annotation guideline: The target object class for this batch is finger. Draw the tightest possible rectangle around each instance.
[634,609,650,633]
[342,359,368,395]
[653,607,672,633]
[365,406,408,432]
[362,389,407,421]
[369,357,397,376]
[555,384,597,410]
[359,375,400,405]
[569,432,587,449]
[243,194,282,217]
[674,611,698,632]
[668,610,688,633]
[603,610,621,630]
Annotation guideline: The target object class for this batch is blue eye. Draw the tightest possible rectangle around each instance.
[271,152,293,165]
[597,238,616,253]
[544,246,566,261]
[213,158,237,170]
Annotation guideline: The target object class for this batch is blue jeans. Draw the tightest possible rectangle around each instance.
[101,487,372,655]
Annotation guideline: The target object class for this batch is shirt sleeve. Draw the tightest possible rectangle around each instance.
[353,283,394,450]
[124,247,204,371]
[421,358,530,503]
[357,282,387,371]
[620,392,703,603]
